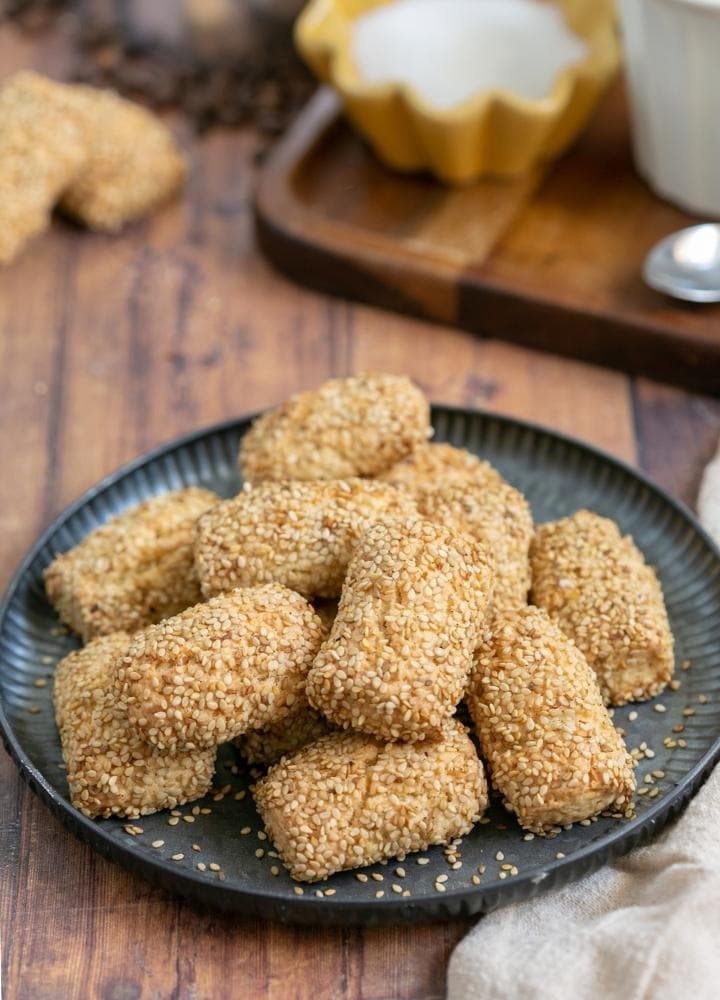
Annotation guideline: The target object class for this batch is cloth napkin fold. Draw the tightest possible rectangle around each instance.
[448,438,720,1000]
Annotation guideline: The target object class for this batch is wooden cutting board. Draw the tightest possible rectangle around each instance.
[255,85,720,393]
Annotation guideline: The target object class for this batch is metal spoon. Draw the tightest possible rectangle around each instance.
[643,223,720,303]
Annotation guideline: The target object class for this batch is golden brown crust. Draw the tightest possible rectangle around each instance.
[194,479,418,600]
[53,632,216,819]
[381,443,533,616]
[59,84,186,231]
[0,72,86,264]
[306,518,494,741]
[115,585,325,752]
[468,606,636,833]
[44,487,218,641]
[239,374,431,482]
[235,707,334,767]
[530,509,674,705]
[254,721,488,881]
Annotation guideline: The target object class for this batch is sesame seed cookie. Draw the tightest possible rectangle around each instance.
[44,486,218,642]
[53,632,216,819]
[239,374,431,482]
[195,479,418,600]
[381,443,533,616]
[306,518,494,741]
[530,509,674,705]
[468,606,636,834]
[235,707,334,767]
[0,72,86,265]
[116,584,325,752]
[254,720,487,882]
[59,83,186,231]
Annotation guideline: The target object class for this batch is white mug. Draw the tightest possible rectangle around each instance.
[618,0,720,218]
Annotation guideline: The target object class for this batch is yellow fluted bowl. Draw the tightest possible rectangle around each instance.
[295,0,620,184]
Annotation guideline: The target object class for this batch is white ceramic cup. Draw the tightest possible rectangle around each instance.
[618,0,720,217]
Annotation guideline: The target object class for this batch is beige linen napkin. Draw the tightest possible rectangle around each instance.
[448,443,720,1000]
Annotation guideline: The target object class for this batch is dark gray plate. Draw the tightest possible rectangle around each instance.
[2,406,720,926]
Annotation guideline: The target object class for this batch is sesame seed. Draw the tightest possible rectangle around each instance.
[649,788,660,798]
[209,863,221,872]
[294,886,304,895]
[33,678,48,688]
[436,874,448,884]
[197,863,207,871]
[257,831,267,841]
[478,864,486,874]
[638,788,649,796]
[495,851,504,861]
[356,873,368,883]
[523,833,535,841]
[28,705,41,714]
[192,806,201,816]
[434,883,446,892]
[168,817,179,826]
[556,852,565,859]
[653,705,666,714]
[402,890,411,897]
[644,749,656,759]
[171,853,184,861]
[672,724,685,733]
[324,888,336,896]
[171,810,182,817]
[395,867,406,877]
[510,866,519,876]
[452,862,462,870]
[499,872,507,880]
[270,866,279,876]
[392,884,403,894]
[417,858,430,865]
[371,873,384,882]
[471,875,481,885]
[182,815,195,823]
[192,844,201,852]
[669,680,681,691]
[681,659,691,670]
[234,791,246,800]
[240,826,251,835]
[255,849,265,859]
[698,694,708,704]
[678,739,687,748]
[375,890,384,898]
[682,708,696,717]
[652,770,665,779]
[151,840,164,848]
[200,808,212,815]
[628,711,638,721]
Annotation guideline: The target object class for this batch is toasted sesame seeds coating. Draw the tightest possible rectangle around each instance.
[0,72,86,265]
[195,479,418,600]
[253,721,487,882]
[306,518,494,741]
[53,633,216,819]
[381,444,533,616]
[58,84,186,232]
[235,706,334,767]
[530,510,674,705]
[115,584,325,752]
[468,607,636,833]
[239,374,431,483]
[44,487,218,642]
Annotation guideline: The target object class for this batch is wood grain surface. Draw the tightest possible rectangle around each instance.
[256,87,720,394]
[1,20,720,1000]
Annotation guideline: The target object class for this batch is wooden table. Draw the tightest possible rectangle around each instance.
[1,21,720,1000]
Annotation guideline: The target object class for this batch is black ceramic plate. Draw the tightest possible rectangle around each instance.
[2,406,720,926]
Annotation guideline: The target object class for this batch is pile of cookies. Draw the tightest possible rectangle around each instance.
[0,71,185,264]
[46,374,675,883]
